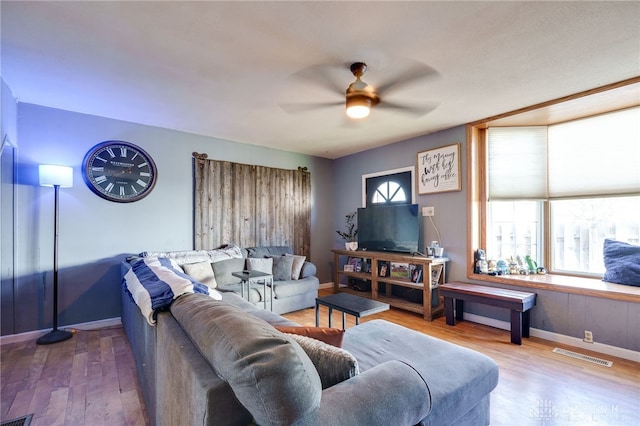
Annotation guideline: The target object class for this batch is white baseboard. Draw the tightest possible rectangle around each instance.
[319,282,334,289]
[0,317,122,345]
[463,312,640,363]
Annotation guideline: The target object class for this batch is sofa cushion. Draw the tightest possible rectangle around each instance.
[285,333,359,389]
[246,257,273,275]
[211,257,246,286]
[271,278,318,299]
[285,254,307,280]
[271,255,295,281]
[275,326,345,347]
[170,293,322,425]
[343,319,499,426]
[182,261,218,289]
[603,239,640,287]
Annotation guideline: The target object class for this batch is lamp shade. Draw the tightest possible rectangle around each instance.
[346,96,372,119]
[39,165,73,188]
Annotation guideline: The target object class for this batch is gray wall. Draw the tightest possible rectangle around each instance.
[333,126,639,353]
[4,100,334,335]
[333,126,468,281]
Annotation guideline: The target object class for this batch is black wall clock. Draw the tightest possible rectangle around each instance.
[82,140,157,202]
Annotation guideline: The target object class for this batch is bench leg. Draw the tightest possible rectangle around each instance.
[510,310,523,345]
[444,297,455,326]
[523,310,531,338]
[455,299,464,321]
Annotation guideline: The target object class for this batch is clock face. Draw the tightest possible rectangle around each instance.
[82,141,157,202]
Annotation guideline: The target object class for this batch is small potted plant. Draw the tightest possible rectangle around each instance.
[336,211,358,250]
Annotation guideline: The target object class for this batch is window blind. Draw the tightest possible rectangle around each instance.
[487,126,548,200]
[548,107,640,198]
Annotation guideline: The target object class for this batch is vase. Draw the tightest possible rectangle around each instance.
[345,242,358,251]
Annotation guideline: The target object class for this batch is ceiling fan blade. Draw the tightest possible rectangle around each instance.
[289,64,346,97]
[376,62,440,96]
[279,100,343,114]
[377,100,440,117]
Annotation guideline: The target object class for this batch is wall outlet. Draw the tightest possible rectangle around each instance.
[583,330,594,343]
[422,206,435,216]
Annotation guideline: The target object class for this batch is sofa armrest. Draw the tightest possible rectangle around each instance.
[313,360,432,425]
[300,261,317,278]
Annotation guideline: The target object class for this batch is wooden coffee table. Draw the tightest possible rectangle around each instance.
[315,292,390,330]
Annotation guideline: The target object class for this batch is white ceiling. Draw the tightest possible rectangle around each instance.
[2,1,639,159]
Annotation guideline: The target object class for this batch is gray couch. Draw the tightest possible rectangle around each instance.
[141,246,319,314]
[121,251,499,426]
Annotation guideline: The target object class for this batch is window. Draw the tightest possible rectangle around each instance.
[362,167,414,207]
[372,180,407,203]
[483,107,640,276]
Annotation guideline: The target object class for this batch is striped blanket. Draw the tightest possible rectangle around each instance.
[123,256,222,325]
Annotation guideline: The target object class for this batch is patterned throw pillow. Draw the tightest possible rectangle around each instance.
[285,333,359,389]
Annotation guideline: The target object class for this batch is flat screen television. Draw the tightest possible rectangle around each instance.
[357,204,423,254]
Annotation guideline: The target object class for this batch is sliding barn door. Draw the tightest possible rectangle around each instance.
[193,153,311,257]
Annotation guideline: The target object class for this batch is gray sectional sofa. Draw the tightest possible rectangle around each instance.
[140,245,319,314]
[121,247,499,426]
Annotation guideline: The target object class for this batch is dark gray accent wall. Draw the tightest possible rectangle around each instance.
[333,125,639,353]
[5,102,334,335]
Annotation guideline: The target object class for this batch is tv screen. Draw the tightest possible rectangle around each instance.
[357,204,423,254]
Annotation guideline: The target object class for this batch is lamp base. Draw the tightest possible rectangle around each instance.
[36,329,73,345]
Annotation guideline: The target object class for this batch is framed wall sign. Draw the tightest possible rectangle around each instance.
[417,142,461,194]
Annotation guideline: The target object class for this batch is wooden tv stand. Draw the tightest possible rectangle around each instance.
[331,249,448,321]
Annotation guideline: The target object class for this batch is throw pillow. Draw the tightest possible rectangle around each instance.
[285,254,307,280]
[246,257,273,275]
[182,261,218,289]
[603,239,640,287]
[211,257,246,286]
[271,255,295,281]
[170,294,322,424]
[275,326,344,347]
[285,332,359,389]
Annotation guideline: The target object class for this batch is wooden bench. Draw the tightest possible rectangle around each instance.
[439,282,537,345]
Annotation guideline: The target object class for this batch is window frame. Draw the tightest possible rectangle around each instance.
[361,166,415,207]
[467,77,640,301]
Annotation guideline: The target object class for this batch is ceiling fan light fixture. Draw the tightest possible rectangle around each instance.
[346,95,372,119]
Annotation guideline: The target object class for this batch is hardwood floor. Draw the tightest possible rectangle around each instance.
[2,293,638,425]
[1,327,147,426]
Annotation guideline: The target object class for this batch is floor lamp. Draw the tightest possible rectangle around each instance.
[37,164,74,345]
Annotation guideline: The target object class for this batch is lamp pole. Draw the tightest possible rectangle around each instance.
[37,178,73,345]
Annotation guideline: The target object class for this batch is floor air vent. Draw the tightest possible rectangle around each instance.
[0,414,33,426]
[552,347,613,367]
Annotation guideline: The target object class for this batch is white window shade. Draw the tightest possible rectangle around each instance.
[548,107,640,198]
[487,127,548,200]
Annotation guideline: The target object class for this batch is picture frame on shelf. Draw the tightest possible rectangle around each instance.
[410,264,423,283]
[378,261,389,277]
[390,262,410,278]
[417,142,462,194]
[431,264,444,286]
[344,264,354,272]
[348,257,362,272]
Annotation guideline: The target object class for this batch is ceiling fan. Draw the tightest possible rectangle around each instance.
[281,60,440,120]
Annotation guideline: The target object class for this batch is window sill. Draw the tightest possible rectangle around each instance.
[468,273,640,304]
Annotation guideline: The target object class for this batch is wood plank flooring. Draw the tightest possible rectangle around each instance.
[2,291,638,425]
[1,327,147,426]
